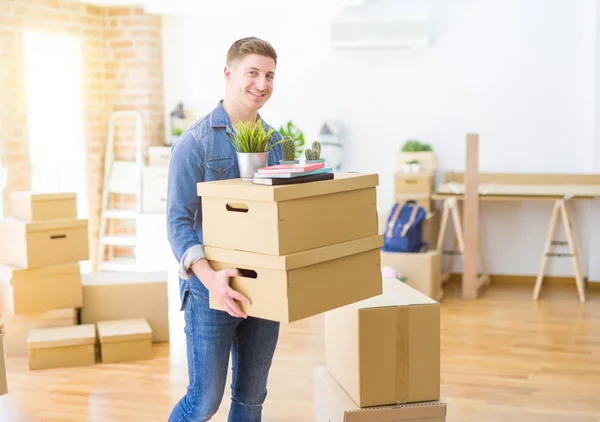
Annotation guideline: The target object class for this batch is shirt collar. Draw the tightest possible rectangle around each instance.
[210,100,267,134]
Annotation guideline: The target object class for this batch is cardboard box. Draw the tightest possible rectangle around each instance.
[314,366,446,422]
[26,324,96,370]
[0,218,89,269]
[197,172,379,255]
[396,152,437,174]
[0,263,83,314]
[325,279,440,408]
[80,271,169,342]
[2,308,78,357]
[394,172,434,194]
[97,318,153,363]
[10,192,77,222]
[206,235,384,323]
[380,251,443,301]
[0,334,7,396]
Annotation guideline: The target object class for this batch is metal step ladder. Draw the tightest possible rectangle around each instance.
[97,111,144,271]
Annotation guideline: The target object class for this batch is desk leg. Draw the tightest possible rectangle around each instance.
[533,201,559,300]
[559,200,586,303]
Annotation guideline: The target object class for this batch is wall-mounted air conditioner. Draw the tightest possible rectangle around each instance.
[329,3,430,50]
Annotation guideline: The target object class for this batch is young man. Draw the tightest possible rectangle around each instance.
[166,37,284,422]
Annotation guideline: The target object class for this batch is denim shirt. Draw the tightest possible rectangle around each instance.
[166,100,284,308]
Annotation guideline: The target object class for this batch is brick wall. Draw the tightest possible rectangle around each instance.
[0,0,165,267]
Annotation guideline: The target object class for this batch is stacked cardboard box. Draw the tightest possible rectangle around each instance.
[394,151,437,212]
[0,192,87,357]
[196,172,384,323]
[379,209,444,301]
[317,278,446,421]
[1,334,7,396]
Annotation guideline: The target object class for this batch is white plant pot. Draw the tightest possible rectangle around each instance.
[402,163,421,173]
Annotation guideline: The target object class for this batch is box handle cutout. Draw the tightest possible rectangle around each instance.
[404,180,417,184]
[226,203,249,213]
[237,268,257,279]
[50,234,67,240]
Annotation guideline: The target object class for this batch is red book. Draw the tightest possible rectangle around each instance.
[257,162,325,174]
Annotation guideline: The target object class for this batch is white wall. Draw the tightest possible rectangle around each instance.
[161,0,600,280]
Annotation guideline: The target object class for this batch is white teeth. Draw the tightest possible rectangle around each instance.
[249,91,264,97]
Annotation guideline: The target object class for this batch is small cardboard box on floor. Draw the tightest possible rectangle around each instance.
[198,173,383,323]
[10,191,77,222]
[1,334,7,396]
[314,366,446,422]
[0,263,83,314]
[97,318,153,364]
[26,324,96,370]
[325,278,440,408]
[80,271,169,342]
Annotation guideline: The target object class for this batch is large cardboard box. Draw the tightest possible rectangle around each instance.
[0,263,83,314]
[80,271,169,342]
[314,366,446,422]
[380,251,443,301]
[206,235,383,323]
[325,279,440,408]
[97,318,153,363]
[10,192,77,222]
[26,324,96,370]
[197,172,379,255]
[2,308,78,357]
[0,218,89,269]
[0,334,7,396]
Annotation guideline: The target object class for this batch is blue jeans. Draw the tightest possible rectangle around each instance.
[169,288,280,422]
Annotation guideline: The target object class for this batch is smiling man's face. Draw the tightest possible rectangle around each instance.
[225,53,275,112]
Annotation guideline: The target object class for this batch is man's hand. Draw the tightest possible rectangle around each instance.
[207,268,251,318]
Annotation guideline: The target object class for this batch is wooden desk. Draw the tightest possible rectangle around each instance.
[432,173,600,303]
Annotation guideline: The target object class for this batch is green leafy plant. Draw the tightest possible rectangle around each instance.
[305,141,322,161]
[278,120,305,159]
[401,139,433,152]
[227,120,283,153]
[171,127,184,137]
[405,160,419,165]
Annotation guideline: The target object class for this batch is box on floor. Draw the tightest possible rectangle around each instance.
[80,271,169,342]
[97,318,153,364]
[2,308,78,357]
[314,366,446,422]
[10,191,77,222]
[1,334,7,396]
[0,218,89,269]
[26,324,96,370]
[325,278,440,408]
[0,262,83,314]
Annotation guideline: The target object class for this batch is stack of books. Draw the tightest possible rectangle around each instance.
[252,162,333,185]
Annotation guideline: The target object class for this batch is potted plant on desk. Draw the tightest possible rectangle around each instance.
[227,120,284,181]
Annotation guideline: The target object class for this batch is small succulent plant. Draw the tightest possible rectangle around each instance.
[281,136,296,161]
[305,141,323,161]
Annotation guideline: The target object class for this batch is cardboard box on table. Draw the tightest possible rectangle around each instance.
[314,366,446,422]
[197,173,383,323]
[0,263,83,315]
[0,218,89,268]
[0,334,7,396]
[2,308,78,357]
[325,279,440,408]
[10,192,77,222]
[80,271,169,343]
[394,172,435,194]
[97,318,153,364]
[26,324,96,370]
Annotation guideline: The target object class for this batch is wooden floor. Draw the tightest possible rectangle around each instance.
[1,281,600,421]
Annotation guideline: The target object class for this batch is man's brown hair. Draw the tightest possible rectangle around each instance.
[226,37,277,66]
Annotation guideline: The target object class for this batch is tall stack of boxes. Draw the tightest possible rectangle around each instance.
[0,191,168,371]
[316,278,446,422]
[0,192,87,358]
[196,172,384,323]
[394,150,437,212]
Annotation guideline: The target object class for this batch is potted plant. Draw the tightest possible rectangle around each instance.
[305,141,325,164]
[278,120,305,159]
[403,159,421,173]
[227,120,284,181]
[168,127,183,146]
[398,139,435,173]
[280,136,299,164]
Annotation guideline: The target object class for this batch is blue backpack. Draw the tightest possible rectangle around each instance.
[381,201,427,253]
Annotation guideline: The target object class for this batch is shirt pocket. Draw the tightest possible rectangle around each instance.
[205,156,237,180]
